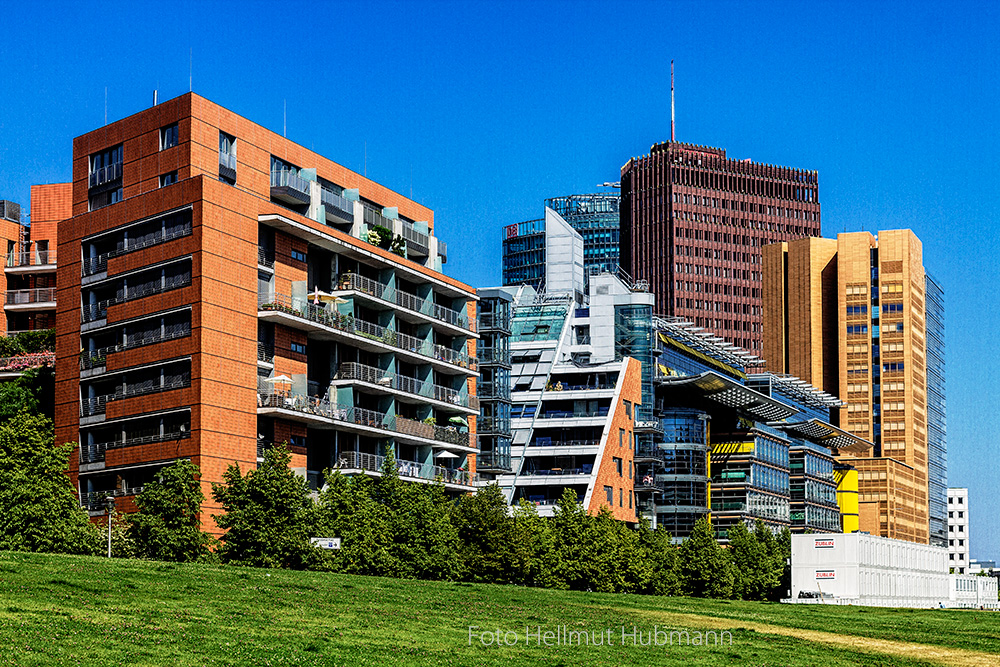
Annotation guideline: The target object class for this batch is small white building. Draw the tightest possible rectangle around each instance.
[786,533,999,609]
[948,487,970,573]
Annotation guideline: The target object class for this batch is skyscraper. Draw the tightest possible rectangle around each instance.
[620,140,821,354]
[763,230,943,544]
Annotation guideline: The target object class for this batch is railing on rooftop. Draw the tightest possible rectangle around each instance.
[258,292,477,370]
[258,389,472,448]
[4,288,56,306]
[336,273,474,332]
[335,361,477,410]
[336,450,478,487]
[5,250,56,268]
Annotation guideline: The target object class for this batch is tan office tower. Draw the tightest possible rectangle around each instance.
[763,230,931,544]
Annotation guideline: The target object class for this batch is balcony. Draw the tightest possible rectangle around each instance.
[80,371,191,417]
[478,313,511,333]
[257,341,274,365]
[79,322,192,371]
[527,438,600,448]
[80,486,144,511]
[88,162,123,190]
[320,188,354,225]
[271,169,311,205]
[400,224,429,256]
[258,246,275,269]
[80,429,191,464]
[4,288,56,311]
[333,361,479,412]
[475,416,510,435]
[537,407,610,420]
[5,250,56,274]
[219,152,238,182]
[257,390,472,450]
[81,271,192,323]
[258,292,477,373]
[82,223,192,278]
[336,450,479,490]
[476,380,509,401]
[336,273,475,334]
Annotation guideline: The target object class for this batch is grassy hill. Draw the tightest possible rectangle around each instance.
[1,551,998,666]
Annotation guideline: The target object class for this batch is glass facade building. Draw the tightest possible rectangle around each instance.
[926,274,947,548]
[502,193,619,287]
[477,289,513,473]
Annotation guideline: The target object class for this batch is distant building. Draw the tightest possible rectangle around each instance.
[620,141,821,354]
[787,532,998,609]
[764,231,945,545]
[501,193,618,292]
[948,487,970,573]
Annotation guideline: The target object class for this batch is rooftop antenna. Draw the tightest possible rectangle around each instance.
[283,99,287,137]
[189,48,193,92]
[153,89,158,106]
[104,87,108,125]
[670,60,675,142]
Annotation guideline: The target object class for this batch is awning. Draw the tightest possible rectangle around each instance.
[657,371,799,421]
[768,419,873,454]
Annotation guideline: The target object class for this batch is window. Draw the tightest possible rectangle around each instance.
[949,553,955,560]
[624,400,632,418]
[219,131,237,184]
[619,428,625,447]
[959,539,965,546]
[614,457,622,477]
[160,171,178,188]
[291,249,307,263]
[959,497,963,504]
[160,123,179,150]
[605,486,613,504]
[958,511,964,518]
[619,488,623,507]
[290,342,306,355]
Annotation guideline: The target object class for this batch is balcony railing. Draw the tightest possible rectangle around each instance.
[537,407,610,419]
[4,288,56,306]
[528,439,600,448]
[271,169,311,196]
[258,246,275,268]
[80,372,191,417]
[336,273,474,333]
[80,486,144,510]
[400,224,429,252]
[258,292,477,371]
[80,429,191,464]
[258,390,472,448]
[79,323,192,370]
[219,152,237,171]
[0,352,55,373]
[478,313,511,333]
[82,226,193,277]
[88,162,122,189]
[335,361,478,410]
[336,450,478,487]
[258,341,274,364]
[320,188,354,223]
[82,273,192,322]
[521,467,591,476]
[6,250,56,268]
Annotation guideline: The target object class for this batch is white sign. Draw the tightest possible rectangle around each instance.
[310,537,342,550]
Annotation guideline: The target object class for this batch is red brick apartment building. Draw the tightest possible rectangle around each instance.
[57,93,480,528]
[620,141,821,355]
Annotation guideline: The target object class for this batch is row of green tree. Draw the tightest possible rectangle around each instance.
[0,413,789,601]
[0,329,54,358]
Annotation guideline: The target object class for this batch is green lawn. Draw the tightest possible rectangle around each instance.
[1,551,997,666]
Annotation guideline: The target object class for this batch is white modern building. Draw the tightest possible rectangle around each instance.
[948,487,970,573]
[786,532,998,609]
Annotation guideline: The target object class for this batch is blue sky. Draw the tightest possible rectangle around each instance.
[2,1,998,557]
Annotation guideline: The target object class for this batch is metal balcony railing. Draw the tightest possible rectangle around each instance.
[80,429,190,463]
[258,292,477,371]
[0,352,55,373]
[258,341,274,364]
[88,162,122,189]
[79,322,191,370]
[80,486,144,510]
[258,389,472,449]
[528,439,600,448]
[362,205,389,229]
[320,188,354,222]
[83,226,193,275]
[6,250,56,268]
[80,373,191,417]
[400,224,429,251]
[258,246,275,268]
[478,313,511,332]
[81,273,191,322]
[4,288,56,306]
[537,407,610,419]
[270,169,310,196]
[335,273,474,333]
[336,450,478,487]
[219,152,237,171]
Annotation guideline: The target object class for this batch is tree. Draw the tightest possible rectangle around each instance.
[766,525,792,601]
[314,471,398,575]
[212,443,317,568]
[728,521,771,600]
[509,500,558,588]
[131,459,214,562]
[452,484,517,583]
[637,524,681,596]
[548,488,592,590]
[0,411,100,554]
[678,517,735,598]
[0,367,54,422]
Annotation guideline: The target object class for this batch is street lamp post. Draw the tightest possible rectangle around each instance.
[104,495,116,558]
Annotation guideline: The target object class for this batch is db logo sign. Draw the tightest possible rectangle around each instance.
[816,570,836,580]
[814,539,835,549]
[505,224,519,239]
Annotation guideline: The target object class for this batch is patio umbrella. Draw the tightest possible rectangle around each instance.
[266,375,293,386]
[448,416,468,426]
[434,451,459,459]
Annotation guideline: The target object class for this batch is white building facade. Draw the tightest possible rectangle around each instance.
[948,487,970,573]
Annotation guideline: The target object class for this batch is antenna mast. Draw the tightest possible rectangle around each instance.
[670,60,675,142]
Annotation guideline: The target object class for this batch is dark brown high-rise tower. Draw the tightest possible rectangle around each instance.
[620,140,821,355]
